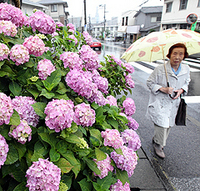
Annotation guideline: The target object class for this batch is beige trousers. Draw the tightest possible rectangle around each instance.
[154,124,171,147]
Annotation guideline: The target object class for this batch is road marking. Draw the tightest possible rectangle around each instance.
[129,61,153,74]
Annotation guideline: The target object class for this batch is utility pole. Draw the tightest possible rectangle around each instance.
[103,4,106,37]
[83,0,87,31]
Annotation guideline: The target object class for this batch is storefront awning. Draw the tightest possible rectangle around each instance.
[126,25,140,34]
[118,26,127,33]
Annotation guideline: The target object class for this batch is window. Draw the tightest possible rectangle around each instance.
[179,0,188,10]
[122,17,124,26]
[198,0,200,7]
[166,2,172,12]
[110,27,113,31]
[125,17,128,26]
[151,17,157,22]
[51,4,57,12]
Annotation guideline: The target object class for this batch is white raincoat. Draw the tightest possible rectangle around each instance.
[146,60,190,128]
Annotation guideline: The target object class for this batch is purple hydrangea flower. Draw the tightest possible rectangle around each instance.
[28,11,56,34]
[68,35,78,45]
[92,75,108,94]
[26,158,61,191]
[93,154,114,179]
[127,116,139,130]
[23,35,46,57]
[12,96,39,127]
[87,90,107,106]
[9,119,32,144]
[121,129,141,151]
[67,23,75,33]
[122,62,134,73]
[123,97,136,116]
[101,129,123,149]
[0,134,9,168]
[52,32,59,37]
[0,43,10,61]
[125,74,135,88]
[37,59,56,80]
[0,92,13,125]
[74,103,95,127]
[109,55,123,67]
[111,145,138,177]
[9,44,30,66]
[0,3,27,27]
[79,45,100,71]
[0,20,17,37]
[82,31,93,45]
[44,99,74,132]
[60,52,83,70]
[56,21,64,28]
[110,179,131,191]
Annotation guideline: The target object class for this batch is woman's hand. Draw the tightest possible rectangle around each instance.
[159,87,174,94]
[173,89,184,99]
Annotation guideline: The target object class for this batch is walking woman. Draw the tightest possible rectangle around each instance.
[146,43,191,158]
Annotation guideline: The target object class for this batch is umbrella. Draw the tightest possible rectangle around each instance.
[121,29,200,62]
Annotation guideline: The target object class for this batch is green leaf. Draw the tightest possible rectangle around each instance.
[31,141,48,162]
[40,88,55,99]
[90,136,101,147]
[56,82,67,94]
[12,141,26,160]
[13,182,28,191]
[101,121,112,130]
[55,158,73,173]
[9,109,20,126]
[31,102,46,119]
[5,143,19,165]
[83,157,101,175]
[95,148,107,161]
[0,64,16,78]
[27,87,40,99]
[116,115,129,124]
[38,132,58,148]
[0,124,12,140]
[0,60,5,69]
[54,93,69,100]
[78,178,92,191]
[65,134,81,144]
[50,147,60,162]
[95,107,106,124]
[59,182,69,191]
[42,69,61,91]
[116,168,129,185]
[107,117,119,129]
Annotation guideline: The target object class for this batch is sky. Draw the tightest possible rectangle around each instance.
[66,0,164,20]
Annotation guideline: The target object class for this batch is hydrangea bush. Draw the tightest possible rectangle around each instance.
[0,3,140,191]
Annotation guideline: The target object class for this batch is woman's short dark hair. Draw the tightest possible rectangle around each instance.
[166,43,189,59]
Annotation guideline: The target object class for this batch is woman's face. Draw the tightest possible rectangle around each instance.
[169,47,185,68]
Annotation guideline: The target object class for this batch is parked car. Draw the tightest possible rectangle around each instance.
[90,39,101,50]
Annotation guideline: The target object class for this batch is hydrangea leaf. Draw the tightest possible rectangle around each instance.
[116,168,129,185]
[9,109,20,126]
[89,129,102,144]
[31,102,46,119]
[78,178,92,191]
[56,82,67,94]
[95,148,107,161]
[27,87,40,99]
[54,93,69,100]
[40,89,55,99]
[0,64,16,78]
[65,134,82,144]
[107,117,119,129]
[0,60,5,69]
[42,69,61,91]
[13,181,28,191]
[55,158,73,174]
[12,141,26,160]
[9,81,22,96]
[83,157,101,175]
[59,182,69,191]
[50,147,60,162]
[4,143,19,165]
[38,132,58,148]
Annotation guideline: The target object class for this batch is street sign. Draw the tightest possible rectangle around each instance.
[186,13,198,24]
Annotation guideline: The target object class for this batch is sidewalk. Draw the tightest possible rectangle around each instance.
[129,146,175,191]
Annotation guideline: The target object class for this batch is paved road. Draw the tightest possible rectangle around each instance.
[96,41,200,191]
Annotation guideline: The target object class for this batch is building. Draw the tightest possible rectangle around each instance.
[134,6,163,37]
[68,16,82,32]
[161,0,200,30]
[36,0,69,25]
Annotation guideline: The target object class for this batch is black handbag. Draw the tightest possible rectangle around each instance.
[175,97,187,126]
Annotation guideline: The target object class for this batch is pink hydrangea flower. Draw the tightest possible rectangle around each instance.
[44,99,74,132]
[60,52,83,70]
[0,43,9,61]
[66,69,98,99]
[68,35,78,45]
[93,154,114,179]
[111,145,138,177]
[110,179,131,191]
[28,11,56,34]
[0,92,13,125]
[122,62,134,73]
[0,3,27,27]
[52,32,58,37]
[79,45,100,71]
[87,90,107,106]
[125,74,135,88]
[23,35,46,57]
[67,23,75,34]
[0,20,17,37]
[12,96,39,127]
[105,95,118,107]
[10,44,30,66]
[0,134,9,168]
[37,59,56,80]
[121,129,141,151]
[9,119,32,144]
[123,97,136,116]
[56,21,64,28]
[127,116,139,130]
[26,158,61,191]
[110,55,123,67]
[74,103,95,127]
[92,75,108,94]
[82,31,93,45]
[101,129,123,149]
